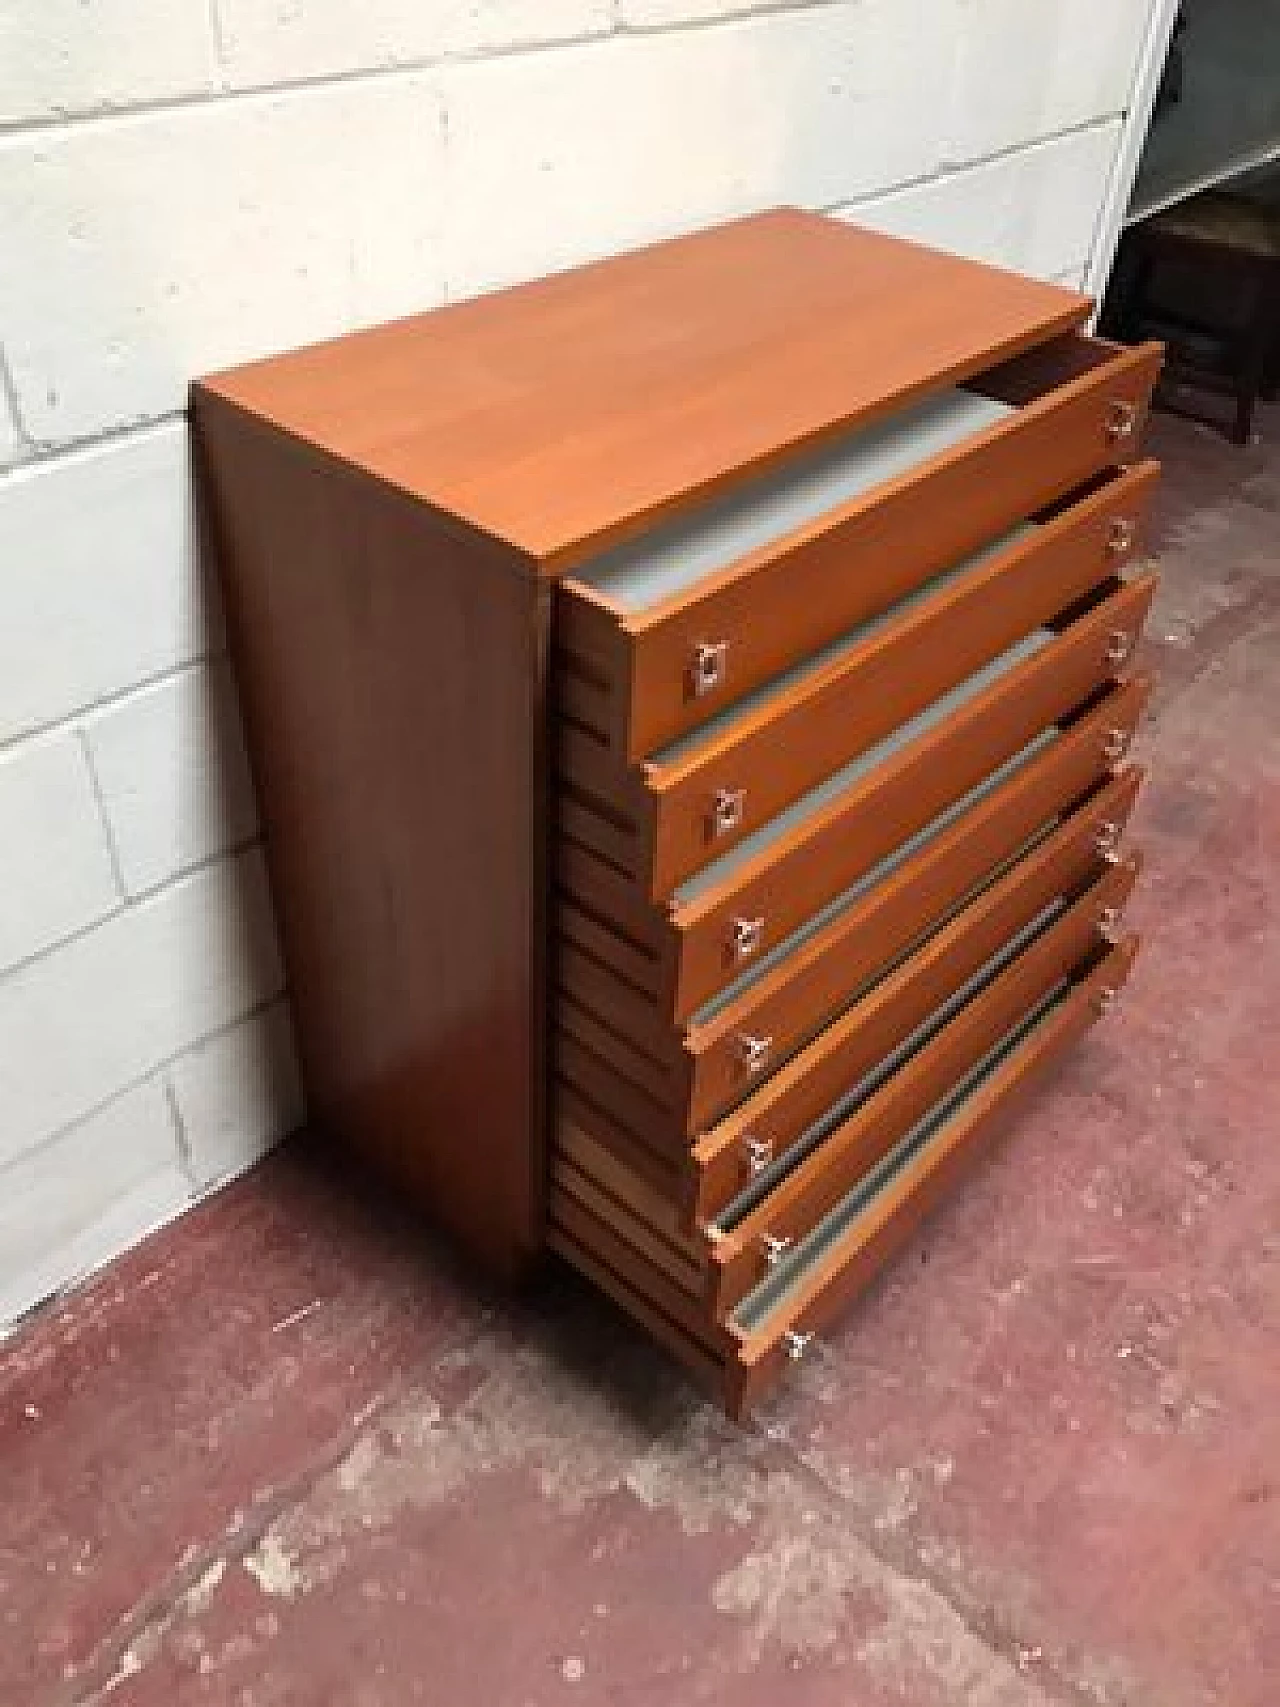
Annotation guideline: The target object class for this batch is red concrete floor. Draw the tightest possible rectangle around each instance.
[3,405,1279,1707]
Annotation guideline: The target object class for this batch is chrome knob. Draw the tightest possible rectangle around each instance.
[711,786,746,838]
[1107,516,1136,555]
[784,1329,813,1362]
[734,1032,773,1076]
[1093,985,1119,1018]
[761,1232,793,1267]
[743,1135,774,1177]
[1106,400,1138,442]
[1094,819,1123,865]
[1106,628,1134,666]
[1103,726,1131,763]
[1098,904,1123,946]
[691,640,728,698]
[729,915,765,963]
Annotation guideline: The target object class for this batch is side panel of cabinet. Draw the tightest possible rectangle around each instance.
[192,395,549,1278]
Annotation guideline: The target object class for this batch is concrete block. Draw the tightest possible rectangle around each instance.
[439,5,948,298]
[0,424,215,743]
[0,1080,189,1330]
[169,1000,304,1191]
[843,122,1123,287]
[0,0,216,126]
[0,846,284,1167]
[0,78,448,446]
[0,732,120,974]
[946,0,1149,163]
[84,660,259,898]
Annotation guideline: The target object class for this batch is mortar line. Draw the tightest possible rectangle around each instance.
[0,650,226,760]
[840,112,1125,215]
[0,407,187,477]
[75,726,130,901]
[161,1075,199,1192]
[0,344,34,457]
[204,0,229,77]
[0,992,286,1188]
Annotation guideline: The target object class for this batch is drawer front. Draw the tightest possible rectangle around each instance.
[557,335,1161,761]
[669,673,1149,1020]
[641,462,1157,888]
[555,1118,697,1255]
[550,1164,705,1297]
[550,1187,713,1341]
[545,1222,728,1396]
[556,885,670,1007]
[668,569,1155,922]
[705,862,1137,1319]
[553,1078,683,1196]
[725,937,1138,1418]
[554,1013,683,1151]
[685,763,1142,1166]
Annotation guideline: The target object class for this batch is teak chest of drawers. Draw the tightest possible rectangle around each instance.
[194,210,1161,1417]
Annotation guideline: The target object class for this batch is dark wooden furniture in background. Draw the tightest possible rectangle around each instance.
[194,211,1161,1415]
[1106,190,1280,444]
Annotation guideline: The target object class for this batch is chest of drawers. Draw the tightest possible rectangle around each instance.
[194,210,1160,1417]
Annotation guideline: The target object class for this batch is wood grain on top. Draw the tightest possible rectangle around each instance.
[196,208,1090,574]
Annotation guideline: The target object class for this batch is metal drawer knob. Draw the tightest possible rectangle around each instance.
[729,914,765,963]
[761,1232,793,1267]
[1098,904,1124,946]
[711,786,746,838]
[1103,726,1131,763]
[1094,819,1123,864]
[1106,400,1138,443]
[734,1031,773,1076]
[784,1329,813,1362]
[743,1135,774,1177]
[1093,984,1119,1018]
[691,640,728,698]
[1105,628,1134,666]
[1107,516,1136,555]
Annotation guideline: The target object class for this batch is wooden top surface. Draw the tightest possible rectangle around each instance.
[196,209,1090,574]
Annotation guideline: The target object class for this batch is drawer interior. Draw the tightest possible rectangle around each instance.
[970,331,1138,408]
[570,390,1013,615]
[565,333,1144,623]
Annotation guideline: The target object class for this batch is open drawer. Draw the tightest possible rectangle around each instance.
[556,333,1162,762]
[559,567,1157,901]
[723,935,1137,1416]
[553,759,1143,1162]
[681,770,1142,1203]
[700,863,1138,1318]
[557,673,1150,1026]
[560,467,1157,899]
[547,904,1140,1415]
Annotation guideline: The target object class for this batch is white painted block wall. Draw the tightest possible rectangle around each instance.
[0,0,1157,1329]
